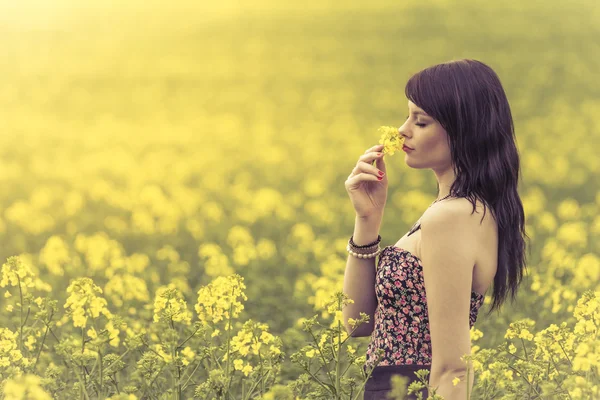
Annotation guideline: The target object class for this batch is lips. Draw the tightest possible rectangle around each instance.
[403,144,414,150]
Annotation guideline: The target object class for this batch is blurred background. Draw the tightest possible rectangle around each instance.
[0,0,599,393]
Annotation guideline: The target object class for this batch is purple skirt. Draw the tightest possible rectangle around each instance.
[363,364,431,400]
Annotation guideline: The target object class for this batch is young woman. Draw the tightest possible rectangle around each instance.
[342,59,530,400]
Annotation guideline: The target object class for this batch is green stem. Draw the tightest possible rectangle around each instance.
[82,327,86,397]
[256,337,265,395]
[520,338,529,360]
[109,375,120,394]
[242,368,273,400]
[225,291,234,396]
[105,348,130,373]
[98,350,104,400]
[308,328,334,385]
[34,322,50,367]
[301,361,334,392]
[176,327,200,350]
[506,365,540,396]
[181,359,203,391]
[466,363,471,400]
[73,365,91,400]
[556,340,573,367]
[335,297,341,399]
[167,310,181,400]
[350,363,379,400]
[141,338,167,360]
[17,276,24,353]
[548,355,573,400]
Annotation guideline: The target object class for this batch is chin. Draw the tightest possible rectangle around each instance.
[404,154,419,168]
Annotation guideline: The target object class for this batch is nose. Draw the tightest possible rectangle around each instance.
[398,123,410,139]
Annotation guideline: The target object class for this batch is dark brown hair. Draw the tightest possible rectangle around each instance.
[405,59,530,315]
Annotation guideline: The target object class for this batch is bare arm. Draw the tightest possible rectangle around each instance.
[342,213,382,337]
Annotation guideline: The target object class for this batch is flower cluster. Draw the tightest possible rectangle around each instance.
[225,319,282,376]
[1,256,35,290]
[195,274,247,327]
[378,125,404,155]
[1,374,52,399]
[64,277,112,328]
[153,284,192,325]
[0,328,29,376]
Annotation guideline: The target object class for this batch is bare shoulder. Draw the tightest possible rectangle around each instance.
[422,196,493,229]
[420,196,498,288]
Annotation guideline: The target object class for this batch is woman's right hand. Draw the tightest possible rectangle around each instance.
[344,144,388,219]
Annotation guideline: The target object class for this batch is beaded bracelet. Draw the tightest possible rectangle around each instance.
[346,243,382,259]
[347,235,382,259]
[349,234,381,248]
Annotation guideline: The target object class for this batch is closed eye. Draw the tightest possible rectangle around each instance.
[405,116,426,128]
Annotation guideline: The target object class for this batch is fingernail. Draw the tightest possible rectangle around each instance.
[376,152,382,156]
[378,171,384,176]
[377,176,383,180]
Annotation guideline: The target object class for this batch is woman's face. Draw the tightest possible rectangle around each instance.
[398,100,452,170]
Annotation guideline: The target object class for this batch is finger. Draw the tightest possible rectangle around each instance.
[358,150,384,167]
[353,160,385,178]
[375,153,386,174]
[345,172,383,189]
[364,143,385,154]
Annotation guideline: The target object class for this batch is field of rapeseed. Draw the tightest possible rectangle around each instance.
[0,0,599,398]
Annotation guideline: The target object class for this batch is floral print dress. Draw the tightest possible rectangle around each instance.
[364,224,485,370]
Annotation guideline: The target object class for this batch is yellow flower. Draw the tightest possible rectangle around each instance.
[105,274,150,307]
[39,235,71,276]
[233,359,244,370]
[242,364,253,376]
[106,320,121,347]
[452,377,461,386]
[305,349,316,358]
[378,126,404,156]
[153,284,192,325]
[518,328,534,341]
[181,346,195,362]
[2,374,52,399]
[197,244,235,278]
[1,256,35,289]
[470,328,484,341]
[230,329,253,356]
[25,335,36,351]
[64,277,111,328]
[480,370,491,381]
[0,328,25,370]
[195,274,247,326]
[260,330,274,344]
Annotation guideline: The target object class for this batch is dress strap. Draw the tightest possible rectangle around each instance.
[407,223,421,237]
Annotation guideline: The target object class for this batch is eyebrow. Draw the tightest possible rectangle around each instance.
[411,110,429,117]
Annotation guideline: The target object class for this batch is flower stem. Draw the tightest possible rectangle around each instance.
[308,328,334,384]
[17,276,24,353]
[181,359,203,391]
[556,340,573,367]
[335,296,341,399]
[225,290,234,395]
[176,327,200,350]
[34,322,50,368]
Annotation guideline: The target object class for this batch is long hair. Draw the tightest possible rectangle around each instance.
[405,59,530,315]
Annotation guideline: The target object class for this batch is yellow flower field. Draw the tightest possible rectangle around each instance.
[0,0,598,398]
